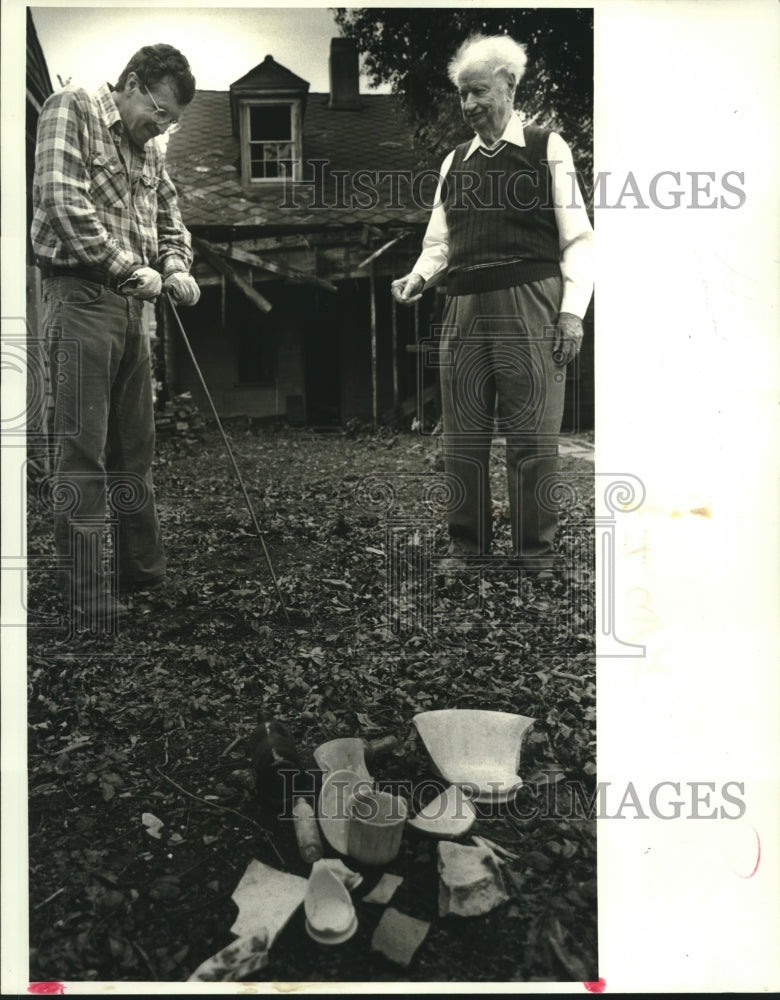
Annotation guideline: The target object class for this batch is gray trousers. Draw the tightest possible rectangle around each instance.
[439,276,566,563]
[42,276,166,603]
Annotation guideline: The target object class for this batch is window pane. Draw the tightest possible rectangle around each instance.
[250,151,265,178]
[248,143,296,180]
[249,105,291,141]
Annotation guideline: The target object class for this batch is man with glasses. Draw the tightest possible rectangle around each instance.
[142,85,182,132]
[32,44,200,630]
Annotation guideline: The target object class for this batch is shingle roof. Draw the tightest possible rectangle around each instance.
[166,90,434,232]
[230,54,310,93]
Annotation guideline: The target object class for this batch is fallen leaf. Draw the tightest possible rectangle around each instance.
[526,851,553,873]
[149,875,181,902]
[142,813,165,839]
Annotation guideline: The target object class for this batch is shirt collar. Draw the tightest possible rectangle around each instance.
[463,112,526,160]
[96,82,123,133]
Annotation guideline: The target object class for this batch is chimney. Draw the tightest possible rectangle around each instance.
[329,38,361,110]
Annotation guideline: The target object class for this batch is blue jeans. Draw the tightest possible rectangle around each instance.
[42,276,166,604]
[439,276,566,562]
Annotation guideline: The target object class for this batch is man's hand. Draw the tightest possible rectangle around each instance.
[552,312,584,366]
[164,272,201,307]
[121,266,162,301]
[391,273,425,305]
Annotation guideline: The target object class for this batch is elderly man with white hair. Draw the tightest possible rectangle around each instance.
[393,33,593,576]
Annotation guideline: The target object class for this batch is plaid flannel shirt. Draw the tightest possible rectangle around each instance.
[31,82,193,281]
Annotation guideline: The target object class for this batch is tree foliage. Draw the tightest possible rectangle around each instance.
[334,7,593,180]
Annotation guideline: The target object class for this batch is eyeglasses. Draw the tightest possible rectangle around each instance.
[141,85,181,133]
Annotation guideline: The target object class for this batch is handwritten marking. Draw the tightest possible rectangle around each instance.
[738,827,761,880]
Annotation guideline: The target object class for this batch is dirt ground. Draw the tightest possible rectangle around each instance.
[25,424,597,985]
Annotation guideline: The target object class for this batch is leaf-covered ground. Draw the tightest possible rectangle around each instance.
[26,424,597,984]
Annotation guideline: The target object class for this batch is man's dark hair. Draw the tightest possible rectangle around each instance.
[115,43,196,105]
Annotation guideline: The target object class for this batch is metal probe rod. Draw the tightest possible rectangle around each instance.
[164,292,291,624]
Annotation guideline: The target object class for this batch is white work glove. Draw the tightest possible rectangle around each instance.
[552,312,584,366]
[121,266,162,301]
[163,271,201,307]
[391,272,425,305]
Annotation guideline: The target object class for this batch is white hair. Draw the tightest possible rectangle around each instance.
[447,34,528,91]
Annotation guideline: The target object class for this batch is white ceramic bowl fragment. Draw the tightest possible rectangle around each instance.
[304,860,357,945]
[313,738,372,780]
[412,709,535,804]
[317,768,372,855]
[408,785,477,838]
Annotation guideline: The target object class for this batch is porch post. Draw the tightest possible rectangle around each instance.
[391,295,399,412]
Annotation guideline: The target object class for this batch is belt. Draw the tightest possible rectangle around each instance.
[39,264,125,292]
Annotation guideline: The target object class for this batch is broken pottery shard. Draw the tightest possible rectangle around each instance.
[370,907,430,968]
[437,841,509,917]
[317,768,370,855]
[188,932,269,982]
[230,859,307,945]
[313,738,372,779]
[413,709,534,803]
[317,858,363,892]
[304,862,356,938]
[362,873,404,905]
[408,785,476,839]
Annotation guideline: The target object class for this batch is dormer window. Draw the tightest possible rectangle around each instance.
[242,101,300,183]
[229,54,310,188]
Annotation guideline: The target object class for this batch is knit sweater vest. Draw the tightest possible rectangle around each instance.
[443,124,562,296]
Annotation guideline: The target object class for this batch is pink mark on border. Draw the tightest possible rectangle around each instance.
[28,984,65,995]
[740,828,761,879]
[584,978,606,993]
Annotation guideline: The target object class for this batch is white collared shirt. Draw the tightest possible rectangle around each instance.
[411,114,594,318]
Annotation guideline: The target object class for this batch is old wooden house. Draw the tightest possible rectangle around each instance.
[163,39,439,428]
